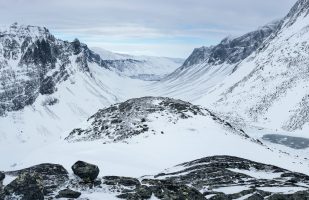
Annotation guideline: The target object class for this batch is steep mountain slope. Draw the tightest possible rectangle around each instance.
[211,0,309,132]
[92,47,184,81]
[0,23,147,146]
[148,21,280,102]
[149,0,309,134]
[0,23,112,115]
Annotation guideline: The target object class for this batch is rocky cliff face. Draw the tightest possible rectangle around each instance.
[0,23,108,115]
[178,21,280,70]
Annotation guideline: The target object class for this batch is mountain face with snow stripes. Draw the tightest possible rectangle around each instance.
[212,0,309,131]
[154,0,309,133]
[149,20,280,103]
[0,23,109,115]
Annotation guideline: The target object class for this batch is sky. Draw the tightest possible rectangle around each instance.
[0,0,297,58]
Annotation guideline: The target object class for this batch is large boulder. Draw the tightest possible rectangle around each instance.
[55,188,81,199]
[72,161,100,182]
[3,172,44,200]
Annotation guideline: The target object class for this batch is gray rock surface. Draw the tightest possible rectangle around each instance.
[55,188,81,199]
[72,161,100,182]
[2,172,44,200]
[1,156,309,199]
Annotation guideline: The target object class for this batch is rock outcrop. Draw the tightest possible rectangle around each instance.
[1,157,309,199]
[65,97,250,143]
[55,188,81,199]
[72,161,100,182]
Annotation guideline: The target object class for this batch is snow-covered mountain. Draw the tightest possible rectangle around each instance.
[0,22,113,115]
[211,0,309,132]
[92,47,184,81]
[0,23,148,146]
[150,0,309,134]
[148,20,280,102]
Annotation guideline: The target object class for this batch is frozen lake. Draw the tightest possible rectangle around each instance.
[262,134,309,149]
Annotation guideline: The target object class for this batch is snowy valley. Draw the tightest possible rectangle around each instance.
[1,0,309,199]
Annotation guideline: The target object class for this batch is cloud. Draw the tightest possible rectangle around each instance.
[0,0,298,57]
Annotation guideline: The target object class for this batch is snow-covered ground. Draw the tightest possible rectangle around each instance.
[2,104,309,177]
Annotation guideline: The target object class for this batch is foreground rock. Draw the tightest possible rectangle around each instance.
[55,188,81,199]
[268,190,309,199]
[72,161,100,182]
[2,172,44,200]
[5,163,69,196]
[1,157,309,199]
[151,155,309,199]
[103,176,205,200]
[0,172,4,187]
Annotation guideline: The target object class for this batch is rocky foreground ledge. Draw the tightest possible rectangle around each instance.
[1,156,309,200]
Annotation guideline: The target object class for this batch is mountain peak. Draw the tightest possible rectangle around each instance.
[1,22,51,39]
[284,0,309,27]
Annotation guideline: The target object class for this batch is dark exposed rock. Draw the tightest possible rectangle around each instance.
[55,188,81,199]
[71,39,82,55]
[117,185,153,200]
[39,76,56,95]
[247,193,265,200]
[72,161,99,182]
[267,190,309,200]
[5,163,69,195]
[153,155,309,191]
[149,156,309,200]
[113,178,205,200]
[103,176,140,187]
[0,171,4,192]
[1,156,309,199]
[3,172,44,200]
[0,172,4,182]
[146,179,205,200]
[180,21,280,69]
